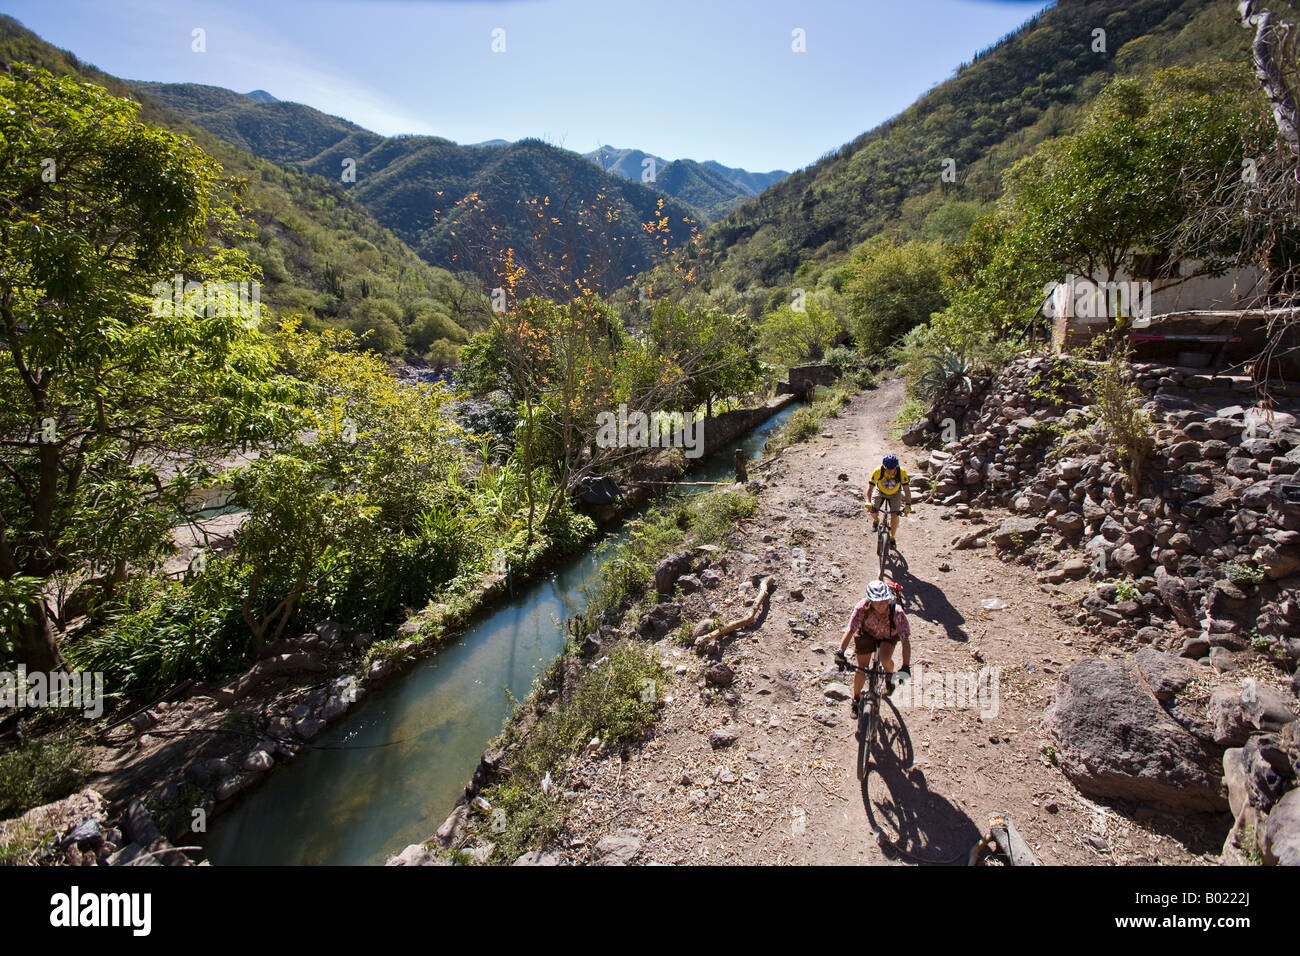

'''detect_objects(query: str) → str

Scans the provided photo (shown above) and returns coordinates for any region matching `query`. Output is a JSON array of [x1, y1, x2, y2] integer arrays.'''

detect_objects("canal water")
[[202, 401, 802, 865]]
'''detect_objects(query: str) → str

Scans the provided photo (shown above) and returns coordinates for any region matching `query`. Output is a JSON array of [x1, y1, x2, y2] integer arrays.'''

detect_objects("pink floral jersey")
[[846, 597, 910, 643]]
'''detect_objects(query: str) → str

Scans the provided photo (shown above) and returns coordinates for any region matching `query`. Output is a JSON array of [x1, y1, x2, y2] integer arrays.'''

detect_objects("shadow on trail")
[[860, 702, 981, 865], [890, 563, 970, 643]]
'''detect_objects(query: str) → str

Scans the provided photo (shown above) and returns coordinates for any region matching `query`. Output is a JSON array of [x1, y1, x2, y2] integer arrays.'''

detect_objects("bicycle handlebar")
[[835, 655, 912, 683]]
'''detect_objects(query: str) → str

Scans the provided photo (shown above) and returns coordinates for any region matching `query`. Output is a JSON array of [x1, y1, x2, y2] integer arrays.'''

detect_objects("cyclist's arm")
[[895, 608, 912, 667], [841, 601, 866, 653]]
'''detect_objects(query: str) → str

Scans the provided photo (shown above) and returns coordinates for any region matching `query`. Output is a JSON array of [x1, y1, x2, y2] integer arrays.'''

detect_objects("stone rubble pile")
[[914, 354, 1300, 863]]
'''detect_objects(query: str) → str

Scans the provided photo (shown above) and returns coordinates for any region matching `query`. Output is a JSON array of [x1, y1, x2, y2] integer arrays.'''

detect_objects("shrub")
[[0, 735, 91, 820], [64, 569, 249, 699], [482, 640, 663, 862], [1226, 563, 1265, 586]]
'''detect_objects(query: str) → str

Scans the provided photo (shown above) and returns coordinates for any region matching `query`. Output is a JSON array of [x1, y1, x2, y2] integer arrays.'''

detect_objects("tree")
[[844, 236, 948, 355], [758, 296, 843, 368], [236, 321, 466, 642], [646, 301, 761, 418], [1002, 66, 1260, 326], [1171, 6, 1300, 387], [0, 66, 297, 670]]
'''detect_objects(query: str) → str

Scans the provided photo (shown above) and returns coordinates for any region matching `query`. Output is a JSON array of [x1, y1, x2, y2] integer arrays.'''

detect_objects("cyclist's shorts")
[[854, 632, 896, 656], [870, 489, 899, 512]]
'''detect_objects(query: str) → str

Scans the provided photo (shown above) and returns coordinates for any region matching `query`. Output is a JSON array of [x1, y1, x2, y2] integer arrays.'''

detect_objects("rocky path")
[[548, 379, 1215, 865]]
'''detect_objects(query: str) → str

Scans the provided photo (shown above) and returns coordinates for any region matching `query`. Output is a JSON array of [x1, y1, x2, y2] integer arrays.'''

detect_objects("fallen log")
[[694, 576, 775, 651]]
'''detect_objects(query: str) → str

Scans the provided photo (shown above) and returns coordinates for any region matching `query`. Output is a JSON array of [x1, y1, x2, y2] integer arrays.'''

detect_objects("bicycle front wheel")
[[856, 695, 872, 781]]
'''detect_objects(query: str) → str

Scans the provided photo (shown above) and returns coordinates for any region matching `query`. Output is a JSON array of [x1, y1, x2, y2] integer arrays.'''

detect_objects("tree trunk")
[[1243, 3, 1300, 154], [15, 602, 63, 672]]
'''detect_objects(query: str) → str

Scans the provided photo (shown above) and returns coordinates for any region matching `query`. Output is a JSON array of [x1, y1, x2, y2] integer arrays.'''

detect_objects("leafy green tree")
[[237, 322, 467, 641], [646, 301, 761, 418], [844, 236, 948, 355], [758, 297, 842, 368], [349, 298, 404, 354], [0, 67, 297, 670], [1001, 66, 1261, 326]]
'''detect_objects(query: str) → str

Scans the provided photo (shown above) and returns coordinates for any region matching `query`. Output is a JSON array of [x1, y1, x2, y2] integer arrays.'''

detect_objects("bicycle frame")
[[874, 495, 902, 578]]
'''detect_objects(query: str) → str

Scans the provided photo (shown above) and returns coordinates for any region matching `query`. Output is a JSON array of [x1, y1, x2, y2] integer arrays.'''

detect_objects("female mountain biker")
[[868, 454, 913, 545], [835, 579, 912, 718]]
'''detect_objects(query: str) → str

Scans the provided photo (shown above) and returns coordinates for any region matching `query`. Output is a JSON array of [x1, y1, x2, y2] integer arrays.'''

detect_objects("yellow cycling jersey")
[[869, 465, 909, 495]]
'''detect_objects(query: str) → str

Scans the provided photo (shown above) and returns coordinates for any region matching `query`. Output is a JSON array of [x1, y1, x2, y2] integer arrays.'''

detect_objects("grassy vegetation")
[[765, 375, 868, 456], [583, 485, 757, 622], [480, 639, 664, 863], [0, 736, 91, 820]]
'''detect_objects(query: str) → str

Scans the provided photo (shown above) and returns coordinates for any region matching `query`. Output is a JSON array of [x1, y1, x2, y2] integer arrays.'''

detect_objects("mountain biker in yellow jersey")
[[868, 454, 913, 545], [835, 579, 912, 718]]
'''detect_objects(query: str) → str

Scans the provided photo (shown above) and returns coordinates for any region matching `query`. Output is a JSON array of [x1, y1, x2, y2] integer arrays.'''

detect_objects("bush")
[[64, 569, 249, 699], [584, 507, 687, 619], [766, 407, 821, 454], [482, 640, 663, 862], [1074, 335, 1155, 488], [0, 735, 91, 820], [824, 346, 859, 369], [690, 488, 758, 545]]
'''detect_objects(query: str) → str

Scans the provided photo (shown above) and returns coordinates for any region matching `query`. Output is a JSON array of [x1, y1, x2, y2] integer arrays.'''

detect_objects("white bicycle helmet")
[[865, 579, 892, 602]]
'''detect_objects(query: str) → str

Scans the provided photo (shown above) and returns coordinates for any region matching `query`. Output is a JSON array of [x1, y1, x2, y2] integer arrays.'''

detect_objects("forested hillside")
[[134, 80, 703, 297], [689, 0, 1273, 296], [0, 17, 490, 361]]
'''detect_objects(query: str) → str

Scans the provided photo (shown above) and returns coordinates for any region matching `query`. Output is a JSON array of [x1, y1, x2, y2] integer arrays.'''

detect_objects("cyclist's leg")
[[870, 489, 884, 528], [887, 496, 901, 539], [851, 634, 874, 711], [877, 640, 900, 696]]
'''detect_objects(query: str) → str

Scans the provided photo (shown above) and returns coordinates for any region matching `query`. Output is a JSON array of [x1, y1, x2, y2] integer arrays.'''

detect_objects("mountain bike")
[[838, 651, 909, 781], [872, 495, 908, 579]]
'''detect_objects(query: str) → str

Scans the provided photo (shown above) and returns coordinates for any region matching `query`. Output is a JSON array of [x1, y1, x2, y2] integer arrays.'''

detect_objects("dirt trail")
[[552, 379, 1218, 865]]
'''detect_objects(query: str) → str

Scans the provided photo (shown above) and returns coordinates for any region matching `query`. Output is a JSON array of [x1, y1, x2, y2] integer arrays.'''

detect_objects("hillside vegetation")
[[0, 17, 490, 362], [685, 0, 1275, 299], [134, 81, 704, 298]]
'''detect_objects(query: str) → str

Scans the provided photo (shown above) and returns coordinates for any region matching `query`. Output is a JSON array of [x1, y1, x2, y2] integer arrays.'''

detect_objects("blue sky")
[[0, 0, 1053, 172]]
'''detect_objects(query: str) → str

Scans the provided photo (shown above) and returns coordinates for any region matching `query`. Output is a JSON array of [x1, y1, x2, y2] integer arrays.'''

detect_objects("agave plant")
[[914, 348, 976, 401]]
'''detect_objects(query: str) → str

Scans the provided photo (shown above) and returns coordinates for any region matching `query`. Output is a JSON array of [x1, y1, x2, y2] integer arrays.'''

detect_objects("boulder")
[[1256, 545, 1300, 581], [704, 662, 735, 687], [1209, 686, 1254, 746], [1135, 647, 1196, 702], [1263, 789, 1300, 865], [387, 843, 446, 866], [1155, 568, 1201, 628], [1113, 542, 1149, 575], [637, 602, 682, 639], [1043, 658, 1227, 812], [708, 726, 740, 749], [822, 682, 853, 701], [434, 804, 469, 848], [991, 517, 1043, 549], [595, 832, 642, 866], [1048, 511, 1084, 536], [654, 551, 695, 596], [1062, 557, 1090, 580]]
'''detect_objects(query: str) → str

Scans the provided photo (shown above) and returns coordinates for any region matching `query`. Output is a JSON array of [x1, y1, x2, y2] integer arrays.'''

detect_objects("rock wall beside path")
[[912, 353, 1300, 863]]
